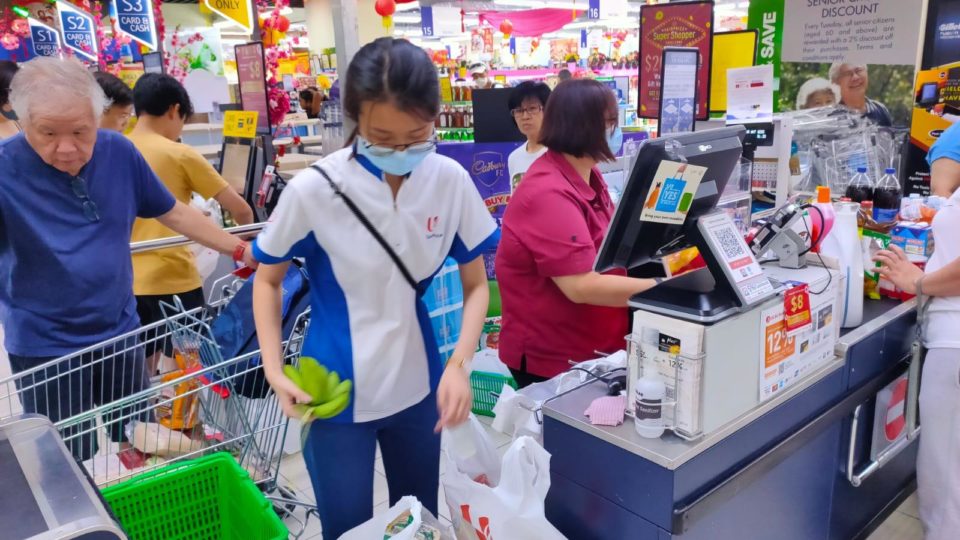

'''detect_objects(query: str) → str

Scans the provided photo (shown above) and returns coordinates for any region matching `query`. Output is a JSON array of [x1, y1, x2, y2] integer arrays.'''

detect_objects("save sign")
[[56, 1, 97, 61], [112, 0, 157, 50], [29, 18, 61, 57]]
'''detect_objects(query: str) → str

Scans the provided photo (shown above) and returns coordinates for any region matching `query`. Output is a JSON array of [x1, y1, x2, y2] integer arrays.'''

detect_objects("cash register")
[[594, 126, 842, 437]]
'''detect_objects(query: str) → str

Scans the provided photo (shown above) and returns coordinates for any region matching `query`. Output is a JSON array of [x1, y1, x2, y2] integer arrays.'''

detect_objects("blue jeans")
[[9, 336, 150, 461], [302, 392, 441, 538]]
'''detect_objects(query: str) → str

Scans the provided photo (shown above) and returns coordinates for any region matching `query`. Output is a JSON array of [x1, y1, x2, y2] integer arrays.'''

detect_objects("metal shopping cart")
[[0, 225, 320, 538]]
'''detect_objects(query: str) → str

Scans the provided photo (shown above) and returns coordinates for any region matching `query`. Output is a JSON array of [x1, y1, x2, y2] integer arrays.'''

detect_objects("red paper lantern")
[[276, 14, 290, 33], [499, 19, 513, 37], [374, 0, 396, 17], [375, 0, 396, 29]]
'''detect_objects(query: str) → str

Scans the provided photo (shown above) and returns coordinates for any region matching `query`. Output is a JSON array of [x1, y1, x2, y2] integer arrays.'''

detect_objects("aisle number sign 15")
[[57, 1, 97, 61]]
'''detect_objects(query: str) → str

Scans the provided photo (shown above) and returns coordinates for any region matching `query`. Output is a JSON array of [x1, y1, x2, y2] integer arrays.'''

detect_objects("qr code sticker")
[[713, 226, 746, 261]]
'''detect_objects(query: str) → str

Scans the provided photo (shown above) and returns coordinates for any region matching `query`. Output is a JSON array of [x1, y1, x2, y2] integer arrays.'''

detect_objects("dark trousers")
[[9, 336, 150, 461], [510, 355, 550, 388], [302, 392, 441, 538]]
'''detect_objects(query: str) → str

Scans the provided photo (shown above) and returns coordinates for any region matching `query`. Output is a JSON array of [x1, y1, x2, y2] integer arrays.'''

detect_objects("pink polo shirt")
[[495, 150, 629, 378]]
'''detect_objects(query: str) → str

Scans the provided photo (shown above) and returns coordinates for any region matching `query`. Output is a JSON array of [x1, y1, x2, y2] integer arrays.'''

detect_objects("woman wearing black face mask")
[[0, 61, 21, 140], [252, 38, 498, 537]]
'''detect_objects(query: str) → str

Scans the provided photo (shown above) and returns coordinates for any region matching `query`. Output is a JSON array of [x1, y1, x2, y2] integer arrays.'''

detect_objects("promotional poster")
[[638, 1, 714, 120], [906, 0, 960, 195]]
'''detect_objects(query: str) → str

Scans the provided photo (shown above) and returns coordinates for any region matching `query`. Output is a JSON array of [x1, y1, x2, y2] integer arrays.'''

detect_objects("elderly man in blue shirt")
[[0, 58, 256, 459]]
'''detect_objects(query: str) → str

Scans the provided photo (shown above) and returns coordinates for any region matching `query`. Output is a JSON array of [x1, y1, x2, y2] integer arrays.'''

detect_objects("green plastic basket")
[[101, 452, 287, 540], [471, 371, 518, 417]]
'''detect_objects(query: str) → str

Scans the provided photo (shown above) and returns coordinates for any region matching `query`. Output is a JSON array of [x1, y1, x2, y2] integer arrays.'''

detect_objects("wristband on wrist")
[[232, 241, 247, 263]]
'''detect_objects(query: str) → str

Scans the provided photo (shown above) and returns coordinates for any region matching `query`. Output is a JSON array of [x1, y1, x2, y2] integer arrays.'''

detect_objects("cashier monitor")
[[596, 125, 776, 323]]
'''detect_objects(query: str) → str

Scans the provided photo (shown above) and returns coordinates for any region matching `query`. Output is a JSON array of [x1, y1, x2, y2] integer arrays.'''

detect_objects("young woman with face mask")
[[495, 79, 659, 387], [252, 38, 498, 537]]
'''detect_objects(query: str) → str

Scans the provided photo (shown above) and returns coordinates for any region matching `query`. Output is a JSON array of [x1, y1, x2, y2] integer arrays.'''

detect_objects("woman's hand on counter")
[[436, 361, 473, 432], [552, 272, 658, 308], [875, 246, 924, 295]]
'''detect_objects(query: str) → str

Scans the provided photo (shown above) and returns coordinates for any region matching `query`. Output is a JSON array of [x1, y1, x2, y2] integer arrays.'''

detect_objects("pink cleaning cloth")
[[584, 395, 627, 426]]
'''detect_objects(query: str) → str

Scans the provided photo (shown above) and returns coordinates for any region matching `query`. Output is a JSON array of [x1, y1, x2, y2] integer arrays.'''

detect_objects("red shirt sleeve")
[[511, 186, 596, 278]]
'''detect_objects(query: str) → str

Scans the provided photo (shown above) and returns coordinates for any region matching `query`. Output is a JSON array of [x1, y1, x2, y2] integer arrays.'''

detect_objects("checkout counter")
[[540, 126, 918, 539]]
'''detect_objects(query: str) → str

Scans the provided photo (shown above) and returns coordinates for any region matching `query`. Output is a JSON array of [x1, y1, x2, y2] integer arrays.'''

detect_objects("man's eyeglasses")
[[837, 67, 867, 80], [70, 177, 100, 223], [359, 136, 438, 157], [511, 105, 543, 118]]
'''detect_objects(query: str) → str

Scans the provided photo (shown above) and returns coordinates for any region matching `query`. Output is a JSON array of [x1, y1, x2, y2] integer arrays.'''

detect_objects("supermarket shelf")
[[442, 101, 473, 106]]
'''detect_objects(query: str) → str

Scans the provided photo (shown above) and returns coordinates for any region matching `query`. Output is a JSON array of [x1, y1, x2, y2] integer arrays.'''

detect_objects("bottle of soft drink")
[[845, 166, 874, 203], [873, 168, 902, 223]]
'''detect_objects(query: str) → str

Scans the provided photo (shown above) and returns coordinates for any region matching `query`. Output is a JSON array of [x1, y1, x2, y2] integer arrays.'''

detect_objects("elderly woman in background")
[[796, 77, 840, 110]]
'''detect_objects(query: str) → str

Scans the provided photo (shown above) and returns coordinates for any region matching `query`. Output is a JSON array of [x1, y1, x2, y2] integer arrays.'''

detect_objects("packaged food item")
[[890, 222, 935, 263], [383, 510, 442, 539], [861, 229, 890, 300]]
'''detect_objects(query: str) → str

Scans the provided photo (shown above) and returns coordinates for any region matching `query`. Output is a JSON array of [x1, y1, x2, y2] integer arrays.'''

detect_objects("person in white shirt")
[[507, 81, 551, 192], [875, 121, 960, 540], [252, 38, 498, 538]]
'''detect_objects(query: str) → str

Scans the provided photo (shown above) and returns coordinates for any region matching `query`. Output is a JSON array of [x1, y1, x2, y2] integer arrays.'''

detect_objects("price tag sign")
[[764, 317, 796, 369], [223, 111, 259, 139], [784, 283, 812, 336]]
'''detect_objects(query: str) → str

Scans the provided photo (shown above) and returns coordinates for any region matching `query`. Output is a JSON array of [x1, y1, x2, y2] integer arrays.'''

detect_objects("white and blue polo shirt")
[[253, 148, 499, 423]]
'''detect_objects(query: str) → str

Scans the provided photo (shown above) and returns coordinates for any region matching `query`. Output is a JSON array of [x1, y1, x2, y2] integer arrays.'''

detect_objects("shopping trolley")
[[0, 224, 320, 538]]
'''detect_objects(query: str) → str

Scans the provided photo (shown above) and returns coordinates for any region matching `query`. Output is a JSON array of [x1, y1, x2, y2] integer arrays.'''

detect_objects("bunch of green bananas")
[[283, 357, 352, 421]]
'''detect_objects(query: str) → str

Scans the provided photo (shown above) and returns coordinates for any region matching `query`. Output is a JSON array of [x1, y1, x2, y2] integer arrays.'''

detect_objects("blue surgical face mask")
[[355, 134, 435, 176], [606, 126, 623, 157]]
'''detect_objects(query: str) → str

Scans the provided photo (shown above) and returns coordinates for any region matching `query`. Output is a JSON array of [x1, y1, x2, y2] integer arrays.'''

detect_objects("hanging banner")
[[747, 0, 784, 111], [905, 0, 960, 195], [112, 0, 157, 50], [580, 29, 588, 49], [204, 0, 254, 34], [235, 42, 270, 134], [29, 17, 61, 57], [432, 6, 461, 37], [639, 1, 714, 120], [710, 30, 757, 114], [56, 1, 97, 61]]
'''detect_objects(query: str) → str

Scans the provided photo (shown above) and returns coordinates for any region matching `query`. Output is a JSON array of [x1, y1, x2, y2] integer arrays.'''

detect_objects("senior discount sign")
[[782, 0, 924, 66], [204, 0, 254, 34]]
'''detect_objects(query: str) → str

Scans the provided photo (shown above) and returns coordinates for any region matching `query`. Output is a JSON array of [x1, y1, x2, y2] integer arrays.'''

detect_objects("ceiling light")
[[396, 1, 420, 11], [393, 14, 421, 24]]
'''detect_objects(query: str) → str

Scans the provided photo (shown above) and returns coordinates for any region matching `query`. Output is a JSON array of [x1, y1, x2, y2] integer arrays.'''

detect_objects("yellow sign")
[[495, 75, 507, 86], [710, 30, 758, 114], [223, 111, 259, 138], [439, 77, 453, 102], [204, 0, 254, 34]]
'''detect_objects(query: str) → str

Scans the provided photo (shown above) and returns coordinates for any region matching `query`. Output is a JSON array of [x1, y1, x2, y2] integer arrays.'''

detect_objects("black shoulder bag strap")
[[310, 164, 418, 290]]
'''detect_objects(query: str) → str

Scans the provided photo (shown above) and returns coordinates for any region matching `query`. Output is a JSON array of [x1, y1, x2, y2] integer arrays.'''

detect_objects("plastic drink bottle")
[[845, 167, 874, 203], [809, 186, 836, 252], [634, 375, 666, 439], [819, 202, 864, 328], [873, 168, 902, 223]]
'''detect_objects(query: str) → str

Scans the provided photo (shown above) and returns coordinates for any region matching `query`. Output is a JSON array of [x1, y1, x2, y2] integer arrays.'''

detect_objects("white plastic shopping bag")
[[338, 496, 451, 540], [442, 417, 566, 540]]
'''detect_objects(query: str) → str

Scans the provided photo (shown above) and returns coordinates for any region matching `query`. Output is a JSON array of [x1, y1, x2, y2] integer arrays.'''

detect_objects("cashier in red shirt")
[[496, 80, 658, 387]]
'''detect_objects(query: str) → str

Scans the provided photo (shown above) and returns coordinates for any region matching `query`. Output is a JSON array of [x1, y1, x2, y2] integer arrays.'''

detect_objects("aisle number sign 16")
[[588, 0, 600, 19]]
